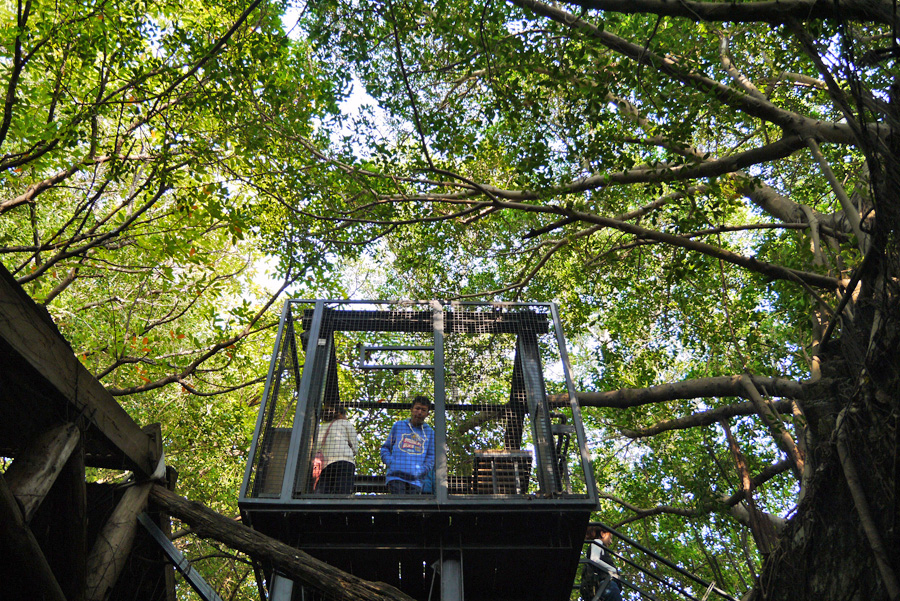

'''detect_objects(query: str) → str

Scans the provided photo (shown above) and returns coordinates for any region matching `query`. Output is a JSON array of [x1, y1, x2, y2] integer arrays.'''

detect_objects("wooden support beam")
[[60, 436, 88, 601], [26, 431, 88, 601], [0, 472, 67, 601], [85, 482, 153, 601], [150, 484, 415, 601], [5, 422, 80, 523], [0, 264, 158, 476]]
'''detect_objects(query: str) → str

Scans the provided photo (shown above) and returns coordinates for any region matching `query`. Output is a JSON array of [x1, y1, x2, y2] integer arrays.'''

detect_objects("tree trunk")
[[752, 86, 900, 601]]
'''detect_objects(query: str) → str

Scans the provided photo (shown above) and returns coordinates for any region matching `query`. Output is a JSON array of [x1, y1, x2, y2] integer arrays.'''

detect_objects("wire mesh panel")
[[245, 303, 312, 498], [245, 300, 589, 501], [442, 303, 577, 497], [302, 301, 437, 497]]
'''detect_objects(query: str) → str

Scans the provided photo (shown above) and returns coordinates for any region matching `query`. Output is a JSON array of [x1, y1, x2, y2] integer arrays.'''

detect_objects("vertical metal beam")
[[503, 350, 527, 450], [550, 302, 598, 504], [439, 551, 463, 601], [268, 574, 294, 601], [518, 328, 559, 494], [432, 300, 448, 502], [281, 301, 329, 499]]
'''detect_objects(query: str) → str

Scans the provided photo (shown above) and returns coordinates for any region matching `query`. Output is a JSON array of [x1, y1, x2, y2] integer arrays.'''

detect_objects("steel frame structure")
[[239, 300, 599, 601]]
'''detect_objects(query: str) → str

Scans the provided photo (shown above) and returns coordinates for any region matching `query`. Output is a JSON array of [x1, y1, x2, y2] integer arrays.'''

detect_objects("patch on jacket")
[[398, 432, 425, 454]]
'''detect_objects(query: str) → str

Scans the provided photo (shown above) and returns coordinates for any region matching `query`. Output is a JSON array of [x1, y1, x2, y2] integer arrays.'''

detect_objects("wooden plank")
[[85, 482, 153, 601], [62, 436, 88, 601], [0, 264, 157, 476], [28, 433, 88, 601], [5, 422, 80, 523], [473, 450, 532, 494], [0, 472, 67, 601]]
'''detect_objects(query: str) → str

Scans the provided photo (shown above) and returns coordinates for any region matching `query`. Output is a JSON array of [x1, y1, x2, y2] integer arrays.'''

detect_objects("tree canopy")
[[2, 0, 899, 599]]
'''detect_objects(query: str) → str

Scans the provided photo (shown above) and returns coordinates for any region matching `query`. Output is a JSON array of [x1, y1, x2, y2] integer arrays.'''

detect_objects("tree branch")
[[619, 399, 794, 438], [548, 375, 807, 409], [739, 375, 805, 480], [150, 485, 415, 601], [599, 456, 789, 535], [105, 271, 295, 396], [561, 0, 894, 25], [509, 0, 867, 139]]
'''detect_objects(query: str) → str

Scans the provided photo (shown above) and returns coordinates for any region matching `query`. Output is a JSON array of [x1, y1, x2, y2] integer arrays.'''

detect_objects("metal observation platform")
[[239, 300, 599, 601]]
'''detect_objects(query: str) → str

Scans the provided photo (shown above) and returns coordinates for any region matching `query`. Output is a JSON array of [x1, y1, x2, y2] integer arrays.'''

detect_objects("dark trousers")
[[581, 565, 623, 601], [315, 461, 356, 494], [387, 479, 422, 494]]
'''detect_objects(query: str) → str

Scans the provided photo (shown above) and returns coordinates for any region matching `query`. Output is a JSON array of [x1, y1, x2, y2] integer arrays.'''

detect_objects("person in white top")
[[581, 525, 623, 601], [314, 405, 358, 494]]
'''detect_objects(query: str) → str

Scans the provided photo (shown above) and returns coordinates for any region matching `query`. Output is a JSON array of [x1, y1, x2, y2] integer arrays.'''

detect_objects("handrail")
[[584, 523, 740, 601], [590, 541, 701, 601], [579, 558, 663, 601]]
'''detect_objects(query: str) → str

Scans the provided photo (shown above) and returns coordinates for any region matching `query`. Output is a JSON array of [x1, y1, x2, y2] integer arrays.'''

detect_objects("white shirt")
[[589, 540, 618, 577], [316, 418, 358, 466]]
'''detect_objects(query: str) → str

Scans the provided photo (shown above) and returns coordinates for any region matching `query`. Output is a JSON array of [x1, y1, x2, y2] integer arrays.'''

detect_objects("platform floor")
[[243, 504, 592, 601]]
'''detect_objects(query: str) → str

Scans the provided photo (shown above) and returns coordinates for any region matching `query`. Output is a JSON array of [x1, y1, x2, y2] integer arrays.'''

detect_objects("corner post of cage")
[[279, 300, 327, 500], [517, 325, 559, 495], [240, 299, 294, 500], [431, 300, 448, 502], [550, 302, 598, 505]]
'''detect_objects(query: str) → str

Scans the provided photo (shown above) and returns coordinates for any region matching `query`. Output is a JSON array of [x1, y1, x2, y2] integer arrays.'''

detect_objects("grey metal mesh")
[[247, 301, 586, 500]]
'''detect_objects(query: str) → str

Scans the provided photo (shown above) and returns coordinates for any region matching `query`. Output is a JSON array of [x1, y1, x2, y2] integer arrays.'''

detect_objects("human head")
[[586, 525, 612, 543], [599, 528, 612, 545], [323, 405, 347, 422], [410, 395, 431, 427]]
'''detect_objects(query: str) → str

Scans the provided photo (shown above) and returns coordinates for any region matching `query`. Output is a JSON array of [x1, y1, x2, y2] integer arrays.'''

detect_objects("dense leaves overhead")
[[0, 0, 345, 597], [2, 0, 899, 599], [284, 1, 898, 599]]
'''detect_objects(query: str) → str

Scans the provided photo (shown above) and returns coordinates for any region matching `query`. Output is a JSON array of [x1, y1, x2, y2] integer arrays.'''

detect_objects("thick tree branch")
[[0, 153, 154, 215], [562, 0, 894, 25], [364, 181, 839, 289], [529, 202, 841, 289], [509, 0, 871, 140], [739, 376, 805, 480], [382, 134, 813, 203], [718, 459, 794, 508], [599, 458, 789, 534], [805, 137, 867, 250], [548, 375, 807, 408], [718, 33, 767, 101], [618, 399, 794, 438], [721, 419, 778, 554]]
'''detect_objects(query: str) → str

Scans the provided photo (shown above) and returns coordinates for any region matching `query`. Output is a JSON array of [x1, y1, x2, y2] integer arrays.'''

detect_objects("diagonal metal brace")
[[137, 512, 224, 601]]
